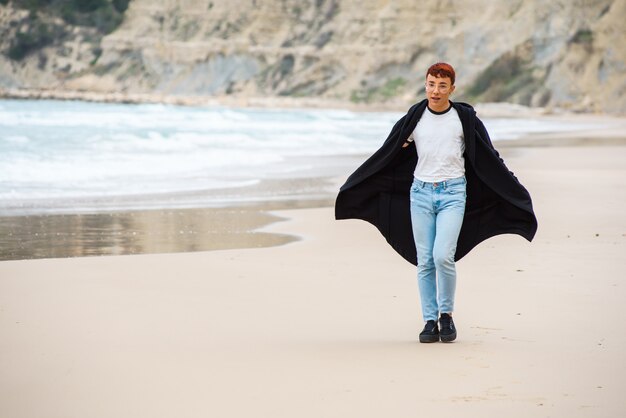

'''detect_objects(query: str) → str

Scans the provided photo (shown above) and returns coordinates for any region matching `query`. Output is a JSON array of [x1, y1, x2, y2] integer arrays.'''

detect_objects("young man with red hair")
[[336, 62, 537, 343]]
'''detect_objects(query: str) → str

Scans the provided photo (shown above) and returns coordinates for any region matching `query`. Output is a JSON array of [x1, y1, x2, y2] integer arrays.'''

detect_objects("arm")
[[401, 132, 414, 148]]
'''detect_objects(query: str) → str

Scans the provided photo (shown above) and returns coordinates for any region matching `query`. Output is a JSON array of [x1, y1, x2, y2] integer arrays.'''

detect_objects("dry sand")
[[1, 144, 625, 417]]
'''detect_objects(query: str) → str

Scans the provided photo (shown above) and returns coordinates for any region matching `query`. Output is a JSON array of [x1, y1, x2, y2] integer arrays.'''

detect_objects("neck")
[[428, 101, 451, 114]]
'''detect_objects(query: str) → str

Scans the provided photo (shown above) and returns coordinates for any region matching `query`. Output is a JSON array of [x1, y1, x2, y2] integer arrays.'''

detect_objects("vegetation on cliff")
[[3, 0, 130, 61]]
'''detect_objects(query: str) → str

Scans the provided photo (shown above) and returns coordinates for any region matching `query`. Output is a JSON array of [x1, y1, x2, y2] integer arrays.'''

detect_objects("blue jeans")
[[410, 176, 467, 322]]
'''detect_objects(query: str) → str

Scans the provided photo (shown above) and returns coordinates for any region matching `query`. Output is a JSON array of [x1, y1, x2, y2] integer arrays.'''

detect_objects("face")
[[425, 74, 455, 112]]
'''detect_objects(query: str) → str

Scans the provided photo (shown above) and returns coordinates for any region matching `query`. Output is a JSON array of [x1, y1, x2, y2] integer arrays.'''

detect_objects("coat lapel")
[[452, 101, 476, 163], [401, 100, 428, 142]]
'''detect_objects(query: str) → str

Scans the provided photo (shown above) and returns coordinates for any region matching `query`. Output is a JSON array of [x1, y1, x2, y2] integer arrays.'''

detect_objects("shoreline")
[[0, 174, 344, 217]]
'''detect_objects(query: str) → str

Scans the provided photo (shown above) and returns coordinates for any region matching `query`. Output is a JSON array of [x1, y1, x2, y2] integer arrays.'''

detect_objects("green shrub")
[[59, 3, 78, 24], [12, 0, 53, 10], [466, 55, 522, 97], [350, 77, 407, 103], [89, 4, 122, 33], [571, 28, 593, 44], [10, 0, 130, 34], [5, 0, 132, 61], [90, 45, 102, 65], [380, 77, 407, 99], [8, 18, 54, 60], [73, 0, 108, 13], [112, 0, 129, 13]]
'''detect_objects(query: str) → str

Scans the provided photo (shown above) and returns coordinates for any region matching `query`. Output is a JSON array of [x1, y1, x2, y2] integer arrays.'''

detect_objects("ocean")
[[0, 99, 595, 216]]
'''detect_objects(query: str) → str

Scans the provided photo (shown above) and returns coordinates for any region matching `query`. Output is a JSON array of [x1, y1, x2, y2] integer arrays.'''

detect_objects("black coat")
[[335, 99, 537, 265]]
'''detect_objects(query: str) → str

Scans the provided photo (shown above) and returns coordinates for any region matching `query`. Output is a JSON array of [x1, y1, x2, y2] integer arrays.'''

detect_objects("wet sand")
[[0, 198, 335, 261]]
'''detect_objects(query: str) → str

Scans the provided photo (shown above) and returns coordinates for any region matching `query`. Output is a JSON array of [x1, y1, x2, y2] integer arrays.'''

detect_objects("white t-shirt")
[[409, 106, 465, 182]]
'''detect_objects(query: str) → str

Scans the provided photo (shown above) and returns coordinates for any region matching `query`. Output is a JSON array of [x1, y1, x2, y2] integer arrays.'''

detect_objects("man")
[[335, 62, 537, 343]]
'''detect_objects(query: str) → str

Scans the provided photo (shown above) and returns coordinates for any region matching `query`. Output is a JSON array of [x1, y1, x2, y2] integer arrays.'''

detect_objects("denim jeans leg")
[[433, 193, 466, 314], [411, 177, 466, 322], [410, 182, 438, 322]]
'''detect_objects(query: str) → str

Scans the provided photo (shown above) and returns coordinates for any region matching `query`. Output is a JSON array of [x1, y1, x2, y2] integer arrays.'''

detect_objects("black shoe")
[[419, 320, 440, 343], [439, 313, 457, 342]]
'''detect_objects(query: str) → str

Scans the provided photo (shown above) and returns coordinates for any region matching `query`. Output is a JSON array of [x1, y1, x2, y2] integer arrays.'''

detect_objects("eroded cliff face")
[[1, 0, 625, 113]]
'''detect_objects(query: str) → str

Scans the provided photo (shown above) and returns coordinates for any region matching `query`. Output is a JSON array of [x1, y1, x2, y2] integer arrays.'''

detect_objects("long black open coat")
[[335, 99, 538, 265]]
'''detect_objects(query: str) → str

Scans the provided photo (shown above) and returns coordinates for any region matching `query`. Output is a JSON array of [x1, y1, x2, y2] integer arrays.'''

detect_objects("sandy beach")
[[1, 137, 625, 416]]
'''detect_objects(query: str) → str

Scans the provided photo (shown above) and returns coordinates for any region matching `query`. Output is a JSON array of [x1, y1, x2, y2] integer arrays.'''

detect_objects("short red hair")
[[426, 63, 456, 85]]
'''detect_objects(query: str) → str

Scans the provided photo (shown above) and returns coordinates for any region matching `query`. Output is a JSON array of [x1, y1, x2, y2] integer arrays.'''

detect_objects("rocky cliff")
[[1, 0, 625, 113]]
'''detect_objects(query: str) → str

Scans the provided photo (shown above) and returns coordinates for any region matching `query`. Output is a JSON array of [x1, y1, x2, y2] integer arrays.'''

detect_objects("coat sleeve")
[[475, 118, 498, 153]]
